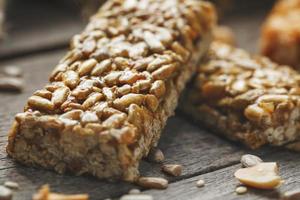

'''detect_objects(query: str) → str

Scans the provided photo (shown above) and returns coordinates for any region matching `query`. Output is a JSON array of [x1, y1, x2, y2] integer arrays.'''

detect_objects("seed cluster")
[[235, 162, 282, 190], [0, 66, 23, 92], [184, 42, 300, 149], [240, 154, 263, 168], [22, 0, 215, 144], [137, 177, 168, 189]]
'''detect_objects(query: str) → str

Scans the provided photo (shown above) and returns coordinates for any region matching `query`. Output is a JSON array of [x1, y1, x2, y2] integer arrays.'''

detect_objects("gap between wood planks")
[[0, 43, 70, 62], [112, 150, 287, 200], [142, 149, 300, 200]]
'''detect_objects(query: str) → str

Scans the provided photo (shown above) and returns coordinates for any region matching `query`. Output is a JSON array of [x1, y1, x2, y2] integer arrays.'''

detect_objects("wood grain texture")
[[144, 149, 300, 200], [0, 0, 84, 59], [0, 1, 299, 200]]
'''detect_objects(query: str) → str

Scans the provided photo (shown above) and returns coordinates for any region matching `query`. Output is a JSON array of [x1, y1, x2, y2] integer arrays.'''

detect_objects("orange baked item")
[[261, 0, 300, 68]]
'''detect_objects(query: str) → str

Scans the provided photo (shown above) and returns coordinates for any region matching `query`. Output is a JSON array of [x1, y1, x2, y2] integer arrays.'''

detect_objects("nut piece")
[[241, 154, 263, 168], [4, 181, 19, 190], [196, 179, 205, 188], [0, 185, 12, 200], [137, 177, 168, 190], [235, 186, 247, 195], [32, 185, 89, 200], [161, 164, 183, 177], [147, 148, 165, 163], [0, 77, 23, 92], [120, 194, 153, 200], [234, 162, 282, 189], [281, 189, 300, 200], [2, 66, 23, 77], [128, 188, 141, 195]]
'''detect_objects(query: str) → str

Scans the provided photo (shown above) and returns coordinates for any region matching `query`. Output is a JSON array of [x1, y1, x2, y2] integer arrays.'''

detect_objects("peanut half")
[[234, 162, 282, 189]]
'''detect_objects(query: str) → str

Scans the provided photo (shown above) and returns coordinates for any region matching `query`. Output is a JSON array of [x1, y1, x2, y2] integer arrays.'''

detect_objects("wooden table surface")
[[1, 1, 300, 200]]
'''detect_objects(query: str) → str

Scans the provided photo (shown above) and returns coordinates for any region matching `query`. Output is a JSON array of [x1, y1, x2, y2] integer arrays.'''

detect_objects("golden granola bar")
[[7, 0, 216, 181], [182, 42, 300, 149], [261, 0, 300, 68]]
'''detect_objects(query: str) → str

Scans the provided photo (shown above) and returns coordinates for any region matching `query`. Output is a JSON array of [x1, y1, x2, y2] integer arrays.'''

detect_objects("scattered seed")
[[196, 179, 205, 188], [2, 66, 23, 77], [0, 77, 23, 92], [3, 181, 19, 190], [147, 148, 165, 163], [28, 96, 55, 111], [281, 189, 300, 200], [128, 188, 141, 195], [0, 185, 12, 200], [120, 194, 153, 200], [137, 177, 168, 190], [241, 154, 263, 168], [236, 186, 247, 195], [162, 164, 182, 177], [234, 162, 282, 189]]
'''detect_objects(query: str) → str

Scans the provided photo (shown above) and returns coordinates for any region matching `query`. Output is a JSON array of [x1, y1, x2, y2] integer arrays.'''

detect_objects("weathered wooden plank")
[[0, 48, 270, 199], [0, 0, 84, 58], [144, 149, 300, 200], [0, 163, 135, 200]]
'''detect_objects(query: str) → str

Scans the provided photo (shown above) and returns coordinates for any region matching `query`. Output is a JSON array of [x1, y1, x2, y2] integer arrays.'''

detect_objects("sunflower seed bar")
[[261, 0, 300, 69], [181, 42, 300, 149], [7, 0, 216, 181]]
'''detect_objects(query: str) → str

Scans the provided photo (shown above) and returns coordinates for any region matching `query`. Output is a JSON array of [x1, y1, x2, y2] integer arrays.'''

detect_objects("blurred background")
[[0, 0, 277, 60]]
